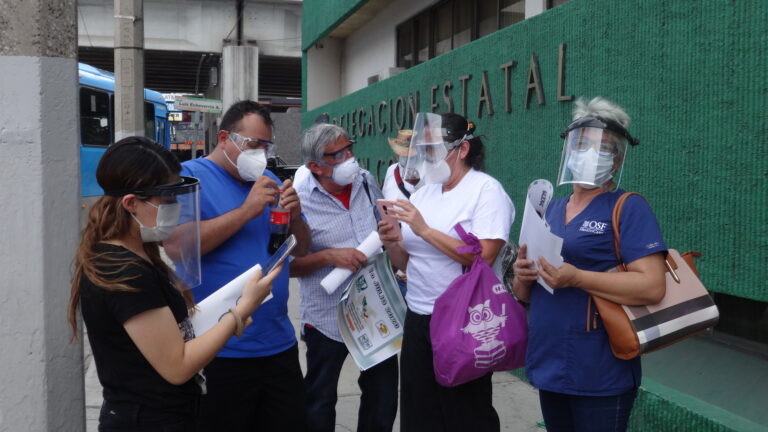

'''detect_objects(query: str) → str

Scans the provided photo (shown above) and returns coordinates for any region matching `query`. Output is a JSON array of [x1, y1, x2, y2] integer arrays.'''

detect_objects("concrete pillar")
[[222, 45, 259, 110], [0, 1, 83, 431], [114, 0, 145, 140], [306, 37, 342, 111]]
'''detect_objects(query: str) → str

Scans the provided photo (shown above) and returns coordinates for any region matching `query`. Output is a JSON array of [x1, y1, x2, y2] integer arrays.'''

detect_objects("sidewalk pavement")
[[84, 279, 544, 431]]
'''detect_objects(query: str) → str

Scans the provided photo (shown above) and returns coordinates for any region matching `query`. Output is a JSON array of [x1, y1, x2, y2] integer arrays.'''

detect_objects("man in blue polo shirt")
[[181, 100, 311, 431]]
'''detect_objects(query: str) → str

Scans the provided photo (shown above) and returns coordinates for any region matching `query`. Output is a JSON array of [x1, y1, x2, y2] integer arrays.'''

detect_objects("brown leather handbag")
[[587, 192, 719, 360]]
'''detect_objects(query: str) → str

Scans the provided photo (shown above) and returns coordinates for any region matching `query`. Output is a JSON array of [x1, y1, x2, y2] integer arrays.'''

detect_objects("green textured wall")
[[302, 0, 369, 50], [303, 0, 768, 303]]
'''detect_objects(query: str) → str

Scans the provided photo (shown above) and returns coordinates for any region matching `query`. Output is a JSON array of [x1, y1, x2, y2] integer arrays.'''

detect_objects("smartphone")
[[376, 199, 402, 237], [263, 234, 297, 275]]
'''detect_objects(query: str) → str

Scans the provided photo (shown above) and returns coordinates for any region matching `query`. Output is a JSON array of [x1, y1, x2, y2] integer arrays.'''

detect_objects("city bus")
[[78, 62, 170, 196]]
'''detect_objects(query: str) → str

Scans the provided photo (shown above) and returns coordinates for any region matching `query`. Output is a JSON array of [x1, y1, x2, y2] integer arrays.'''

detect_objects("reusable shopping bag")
[[430, 224, 528, 387]]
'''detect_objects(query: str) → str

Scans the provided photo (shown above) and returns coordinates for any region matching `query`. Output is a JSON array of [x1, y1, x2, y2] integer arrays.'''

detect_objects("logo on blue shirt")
[[579, 220, 608, 235]]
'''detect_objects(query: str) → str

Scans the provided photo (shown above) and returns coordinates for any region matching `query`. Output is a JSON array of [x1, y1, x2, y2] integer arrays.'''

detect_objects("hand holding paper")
[[321, 231, 384, 294], [518, 179, 564, 294], [190, 263, 275, 336]]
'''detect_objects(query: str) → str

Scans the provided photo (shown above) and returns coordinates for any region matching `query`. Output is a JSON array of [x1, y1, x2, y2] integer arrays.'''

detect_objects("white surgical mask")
[[224, 143, 267, 182], [566, 148, 614, 189], [322, 157, 360, 186], [423, 160, 451, 185], [422, 146, 461, 185], [131, 201, 181, 242]]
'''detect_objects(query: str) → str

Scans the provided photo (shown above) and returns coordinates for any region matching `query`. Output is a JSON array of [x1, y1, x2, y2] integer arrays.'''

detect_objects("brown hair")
[[68, 137, 193, 339]]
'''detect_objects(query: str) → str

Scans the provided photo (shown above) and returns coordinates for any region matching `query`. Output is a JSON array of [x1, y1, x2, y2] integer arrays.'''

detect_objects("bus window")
[[80, 87, 111, 146], [157, 118, 166, 147], [145, 102, 156, 140]]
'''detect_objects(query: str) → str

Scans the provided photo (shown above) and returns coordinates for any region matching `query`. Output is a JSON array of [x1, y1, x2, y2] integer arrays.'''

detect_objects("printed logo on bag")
[[579, 220, 608, 234], [357, 334, 372, 350], [462, 300, 508, 369], [355, 277, 369, 291], [492, 283, 506, 295], [376, 321, 390, 337]]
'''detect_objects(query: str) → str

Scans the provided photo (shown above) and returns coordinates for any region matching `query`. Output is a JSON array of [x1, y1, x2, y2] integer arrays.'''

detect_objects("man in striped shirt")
[[291, 123, 398, 432]]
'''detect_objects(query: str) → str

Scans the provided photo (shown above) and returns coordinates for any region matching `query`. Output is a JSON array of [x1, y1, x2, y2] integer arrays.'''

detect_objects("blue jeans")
[[304, 325, 398, 432], [538, 388, 638, 432], [98, 400, 195, 432]]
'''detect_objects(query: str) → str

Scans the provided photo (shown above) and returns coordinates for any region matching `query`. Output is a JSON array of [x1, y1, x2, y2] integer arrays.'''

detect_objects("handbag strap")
[[611, 192, 645, 272], [393, 165, 412, 199], [453, 223, 481, 255]]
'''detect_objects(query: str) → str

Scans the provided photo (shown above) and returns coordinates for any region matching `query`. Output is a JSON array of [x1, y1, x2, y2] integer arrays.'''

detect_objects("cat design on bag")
[[462, 299, 508, 368]]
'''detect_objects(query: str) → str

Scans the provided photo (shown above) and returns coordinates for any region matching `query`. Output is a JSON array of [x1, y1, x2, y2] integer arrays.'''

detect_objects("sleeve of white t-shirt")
[[469, 176, 515, 241]]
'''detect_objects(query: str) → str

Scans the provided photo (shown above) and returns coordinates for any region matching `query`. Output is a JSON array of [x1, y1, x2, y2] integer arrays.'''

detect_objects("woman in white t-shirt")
[[379, 113, 514, 432]]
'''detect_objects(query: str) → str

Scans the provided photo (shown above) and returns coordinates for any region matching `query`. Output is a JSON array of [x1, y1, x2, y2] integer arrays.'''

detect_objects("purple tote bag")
[[430, 224, 527, 387]]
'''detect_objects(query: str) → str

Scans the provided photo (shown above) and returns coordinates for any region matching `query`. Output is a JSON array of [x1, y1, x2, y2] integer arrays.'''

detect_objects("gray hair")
[[301, 123, 350, 163], [572, 97, 631, 128]]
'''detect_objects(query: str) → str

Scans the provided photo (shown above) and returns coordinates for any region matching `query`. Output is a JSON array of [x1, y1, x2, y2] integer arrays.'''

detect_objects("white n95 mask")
[[329, 158, 360, 186], [236, 149, 268, 181]]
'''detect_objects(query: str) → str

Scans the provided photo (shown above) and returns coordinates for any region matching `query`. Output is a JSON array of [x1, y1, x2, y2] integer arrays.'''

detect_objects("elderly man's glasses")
[[322, 142, 355, 163], [229, 131, 275, 154]]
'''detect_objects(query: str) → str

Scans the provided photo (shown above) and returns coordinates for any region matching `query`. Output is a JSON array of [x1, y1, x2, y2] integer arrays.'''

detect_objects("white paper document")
[[518, 179, 563, 294], [190, 263, 273, 335], [321, 230, 384, 294]]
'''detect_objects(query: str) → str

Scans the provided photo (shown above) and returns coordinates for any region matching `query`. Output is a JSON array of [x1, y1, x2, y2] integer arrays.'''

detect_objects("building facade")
[[302, 0, 768, 430]]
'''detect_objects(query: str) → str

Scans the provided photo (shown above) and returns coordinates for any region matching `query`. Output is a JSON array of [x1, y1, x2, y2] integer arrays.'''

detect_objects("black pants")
[[196, 344, 307, 432], [98, 400, 196, 432], [400, 309, 500, 432], [304, 325, 398, 432]]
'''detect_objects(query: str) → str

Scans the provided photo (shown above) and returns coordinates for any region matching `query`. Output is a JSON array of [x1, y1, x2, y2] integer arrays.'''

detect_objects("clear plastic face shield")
[[108, 176, 202, 288], [556, 117, 639, 192], [402, 113, 459, 185]]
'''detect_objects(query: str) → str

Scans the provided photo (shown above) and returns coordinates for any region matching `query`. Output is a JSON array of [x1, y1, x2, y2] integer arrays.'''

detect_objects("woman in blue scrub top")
[[512, 97, 668, 432]]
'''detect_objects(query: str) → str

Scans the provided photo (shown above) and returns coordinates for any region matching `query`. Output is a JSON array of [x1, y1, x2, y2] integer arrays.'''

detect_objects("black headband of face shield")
[[103, 176, 200, 197], [559, 117, 640, 146]]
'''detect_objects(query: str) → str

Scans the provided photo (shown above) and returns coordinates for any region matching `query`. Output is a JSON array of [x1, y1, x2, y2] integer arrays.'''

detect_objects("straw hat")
[[387, 129, 413, 156]]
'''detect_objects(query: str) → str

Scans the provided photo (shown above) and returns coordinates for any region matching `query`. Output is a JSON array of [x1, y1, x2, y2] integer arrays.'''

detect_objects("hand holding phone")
[[263, 234, 297, 275], [237, 234, 297, 310], [376, 199, 402, 238]]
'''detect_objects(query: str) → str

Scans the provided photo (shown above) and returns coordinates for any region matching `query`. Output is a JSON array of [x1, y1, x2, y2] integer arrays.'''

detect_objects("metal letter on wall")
[[477, 71, 494, 118], [368, 105, 376, 136], [394, 96, 406, 130], [459, 75, 472, 117], [500, 61, 517, 113], [443, 81, 454, 113], [377, 101, 388, 134], [525, 53, 545, 108], [350, 109, 357, 138], [408, 92, 420, 128], [358, 107, 367, 137], [557, 44, 574, 102], [430, 85, 440, 112]]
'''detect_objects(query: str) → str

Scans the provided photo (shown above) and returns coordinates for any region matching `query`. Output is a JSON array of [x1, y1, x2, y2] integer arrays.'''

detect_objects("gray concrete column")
[[222, 45, 259, 110], [0, 1, 83, 431], [114, 0, 145, 140]]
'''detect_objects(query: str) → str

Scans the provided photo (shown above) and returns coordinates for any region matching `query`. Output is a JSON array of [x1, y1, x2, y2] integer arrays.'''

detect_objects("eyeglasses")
[[228, 131, 275, 154], [322, 142, 355, 163]]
